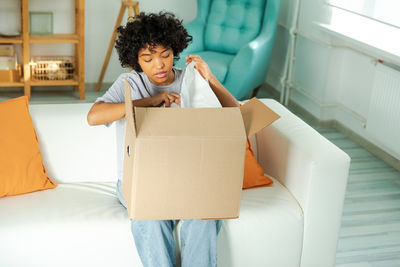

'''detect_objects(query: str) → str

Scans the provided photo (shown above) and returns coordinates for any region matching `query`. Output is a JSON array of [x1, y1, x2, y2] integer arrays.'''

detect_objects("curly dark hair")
[[115, 12, 192, 72]]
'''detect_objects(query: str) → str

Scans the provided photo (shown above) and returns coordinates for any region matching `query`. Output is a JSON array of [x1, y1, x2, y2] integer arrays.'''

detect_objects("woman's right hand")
[[151, 91, 181, 107]]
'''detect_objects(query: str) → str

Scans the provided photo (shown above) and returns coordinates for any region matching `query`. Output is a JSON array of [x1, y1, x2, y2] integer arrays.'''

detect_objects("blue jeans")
[[116, 180, 222, 267]]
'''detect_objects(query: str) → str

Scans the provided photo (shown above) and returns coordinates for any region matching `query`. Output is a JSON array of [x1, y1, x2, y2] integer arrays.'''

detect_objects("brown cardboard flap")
[[121, 79, 137, 213], [240, 97, 280, 137], [124, 78, 136, 138]]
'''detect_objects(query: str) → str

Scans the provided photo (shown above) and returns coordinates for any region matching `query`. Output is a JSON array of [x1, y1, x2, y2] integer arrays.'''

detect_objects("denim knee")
[[131, 220, 176, 236], [130, 220, 178, 267]]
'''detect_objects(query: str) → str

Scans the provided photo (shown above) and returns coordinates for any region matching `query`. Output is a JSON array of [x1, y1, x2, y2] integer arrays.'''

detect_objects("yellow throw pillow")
[[0, 96, 57, 197], [243, 139, 273, 189]]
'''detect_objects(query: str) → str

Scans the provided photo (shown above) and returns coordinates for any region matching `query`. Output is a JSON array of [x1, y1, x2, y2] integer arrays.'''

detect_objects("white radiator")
[[366, 62, 400, 159]]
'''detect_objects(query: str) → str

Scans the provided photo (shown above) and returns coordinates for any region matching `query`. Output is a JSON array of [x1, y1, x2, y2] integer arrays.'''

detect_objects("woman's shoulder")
[[116, 69, 142, 81], [111, 70, 148, 90], [106, 70, 145, 94]]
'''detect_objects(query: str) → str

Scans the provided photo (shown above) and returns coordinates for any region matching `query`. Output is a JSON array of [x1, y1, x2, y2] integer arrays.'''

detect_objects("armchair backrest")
[[204, 0, 267, 54]]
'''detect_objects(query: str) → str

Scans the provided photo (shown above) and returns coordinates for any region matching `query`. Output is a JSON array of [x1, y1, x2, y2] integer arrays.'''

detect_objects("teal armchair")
[[176, 0, 282, 100]]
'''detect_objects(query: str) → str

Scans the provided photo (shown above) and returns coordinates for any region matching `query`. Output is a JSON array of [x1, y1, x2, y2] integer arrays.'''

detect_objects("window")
[[319, 0, 400, 63], [328, 0, 400, 28]]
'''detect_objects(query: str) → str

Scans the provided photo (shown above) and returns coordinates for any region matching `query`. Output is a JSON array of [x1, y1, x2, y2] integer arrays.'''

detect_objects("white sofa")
[[0, 99, 350, 267]]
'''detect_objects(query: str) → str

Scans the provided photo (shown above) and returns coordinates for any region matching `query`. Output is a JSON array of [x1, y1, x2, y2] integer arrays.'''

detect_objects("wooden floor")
[[316, 128, 400, 267], [257, 88, 400, 267], [1, 85, 400, 267]]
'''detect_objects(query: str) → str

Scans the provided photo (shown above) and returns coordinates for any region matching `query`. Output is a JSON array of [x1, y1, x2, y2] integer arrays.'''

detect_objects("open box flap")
[[122, 79, 137, 211], [240, 97, 280, 137], [124, 78, 136, 139]]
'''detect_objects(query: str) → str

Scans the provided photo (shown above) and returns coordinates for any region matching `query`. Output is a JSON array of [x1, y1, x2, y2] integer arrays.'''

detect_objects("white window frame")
[[326, 0, 400, 28], [318, 0, 400, 65]]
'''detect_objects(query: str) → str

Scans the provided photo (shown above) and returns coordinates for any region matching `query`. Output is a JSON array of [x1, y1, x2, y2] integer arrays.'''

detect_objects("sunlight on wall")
[[329, 7, 400, 58], [329, 0, 400, 27], [374, 1, 400, 27]]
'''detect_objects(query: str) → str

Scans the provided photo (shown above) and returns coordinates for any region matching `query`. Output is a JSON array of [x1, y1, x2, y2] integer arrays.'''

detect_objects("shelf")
[[3, 0, 85, 100], [0, 79, 79, 87], [0, 36, 23, 44], [0, 34, 79, 44], [30, 34, 79, 43], [31, 79, 79, 86], [0, 81, 24, 87]]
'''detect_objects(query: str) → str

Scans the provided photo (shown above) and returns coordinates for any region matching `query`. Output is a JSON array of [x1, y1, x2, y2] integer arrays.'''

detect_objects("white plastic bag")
[[180, 62, 222, 108]]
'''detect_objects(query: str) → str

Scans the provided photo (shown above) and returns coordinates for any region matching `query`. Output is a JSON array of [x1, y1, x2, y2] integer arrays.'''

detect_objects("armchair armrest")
[[223, 31, 276, 99], [255, 99, 351, 267], [223, 0, 282, 99]]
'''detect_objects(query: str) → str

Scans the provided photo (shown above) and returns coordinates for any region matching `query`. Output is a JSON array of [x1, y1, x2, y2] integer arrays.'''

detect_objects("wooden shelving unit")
[[0, 0, 85, 100], [0, 37, 23, 44], [30, 34, 80, 44]]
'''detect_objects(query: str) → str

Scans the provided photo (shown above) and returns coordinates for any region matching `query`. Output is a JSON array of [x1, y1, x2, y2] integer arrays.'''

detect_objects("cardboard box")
[[122, 80, 280, 220], [0, 56, 17, 70], [0, 69, 20, 82]]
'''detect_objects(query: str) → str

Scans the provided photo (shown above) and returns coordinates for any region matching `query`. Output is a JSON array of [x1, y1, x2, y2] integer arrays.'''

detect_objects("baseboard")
[[286, 99, 335, 129], [263, 83, 400, 172], [331, 121, 400, 172]]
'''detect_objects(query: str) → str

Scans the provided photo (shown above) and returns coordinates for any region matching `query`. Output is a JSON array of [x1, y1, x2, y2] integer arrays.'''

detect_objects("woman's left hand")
[[185, 55, 213, 81]]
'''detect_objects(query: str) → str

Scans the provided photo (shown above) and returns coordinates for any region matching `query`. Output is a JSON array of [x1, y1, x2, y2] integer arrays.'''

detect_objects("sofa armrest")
[[255, 99, 351, 267]]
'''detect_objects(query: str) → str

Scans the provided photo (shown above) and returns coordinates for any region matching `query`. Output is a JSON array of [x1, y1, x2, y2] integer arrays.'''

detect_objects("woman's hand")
[[186, 55, 213, 81], [185, 54, 239, 107], [151, 91, 181, 107]]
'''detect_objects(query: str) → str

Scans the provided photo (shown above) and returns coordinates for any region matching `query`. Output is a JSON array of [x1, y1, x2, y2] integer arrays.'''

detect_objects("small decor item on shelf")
[[0, 45, 19, 82], [30, 56, 75, 81], [0, 44, 15, 57], [0, 55, 17, 70], [0, 64, 21, 83], [29, 11, 53, 36]]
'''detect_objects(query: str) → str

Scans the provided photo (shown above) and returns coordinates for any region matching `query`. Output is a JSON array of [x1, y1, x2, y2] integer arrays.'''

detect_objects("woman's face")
[[138, 44, 174, 86]]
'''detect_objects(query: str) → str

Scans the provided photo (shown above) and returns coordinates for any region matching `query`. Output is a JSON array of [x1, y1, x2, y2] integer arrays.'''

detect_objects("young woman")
[[87, 12, 238, 267]]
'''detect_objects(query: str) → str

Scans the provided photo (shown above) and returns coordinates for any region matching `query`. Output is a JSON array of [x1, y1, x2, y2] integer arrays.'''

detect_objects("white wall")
[[267, 0, 400, 160], [85, 0, 197, 83], [0, 0, 197, 83]]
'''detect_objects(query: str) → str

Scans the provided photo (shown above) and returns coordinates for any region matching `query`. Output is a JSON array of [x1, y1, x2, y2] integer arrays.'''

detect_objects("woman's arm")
[[87, 92, 180, 126], [185, 54, 239, 107], [207, 74, 239, 107]]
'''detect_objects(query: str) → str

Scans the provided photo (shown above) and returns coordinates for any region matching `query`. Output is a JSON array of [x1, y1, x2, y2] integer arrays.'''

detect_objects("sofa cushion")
[[0, 96, 57, 197], [243, 138, 273, 189], [0, 177, 303, 267], [0, 182, 140, 267], [29, 103, 118, 183], [218, 177, 304, 266]]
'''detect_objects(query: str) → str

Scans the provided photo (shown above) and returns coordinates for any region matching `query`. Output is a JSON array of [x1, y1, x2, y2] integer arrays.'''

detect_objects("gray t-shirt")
[[95, 67, 185, 180]]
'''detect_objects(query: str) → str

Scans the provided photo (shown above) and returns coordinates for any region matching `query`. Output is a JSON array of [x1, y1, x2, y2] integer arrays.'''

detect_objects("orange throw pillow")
[[243, 139, 273, 189], [0, 96, 57, 197]]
